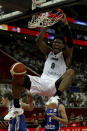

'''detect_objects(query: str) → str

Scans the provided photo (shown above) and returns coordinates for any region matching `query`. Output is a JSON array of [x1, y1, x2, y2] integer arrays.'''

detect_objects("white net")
[[28, 9, 63, 28]]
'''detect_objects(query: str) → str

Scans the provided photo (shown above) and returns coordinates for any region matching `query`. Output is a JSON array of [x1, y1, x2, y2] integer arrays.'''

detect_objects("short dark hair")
[[54, 34, 65, 44], [3, 92, 13, 101]]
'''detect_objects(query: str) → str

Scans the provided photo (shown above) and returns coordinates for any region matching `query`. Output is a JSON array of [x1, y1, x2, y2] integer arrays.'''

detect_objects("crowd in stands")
[[0, 38, 87, 108], [0, 39, 44, 74], [0, 104, 87, 128], [0, 37, 87, 128], [0, 83, 87, 109], [0, 38, 87, 83], [0, 13, 87, 128]]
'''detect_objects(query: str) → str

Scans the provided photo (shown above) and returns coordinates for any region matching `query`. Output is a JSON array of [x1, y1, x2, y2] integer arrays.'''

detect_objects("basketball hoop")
[[28, 8, 64, 28]]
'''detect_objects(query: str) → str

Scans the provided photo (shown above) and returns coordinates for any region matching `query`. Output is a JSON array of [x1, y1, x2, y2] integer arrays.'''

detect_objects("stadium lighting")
[[0, 11, 23, 20]]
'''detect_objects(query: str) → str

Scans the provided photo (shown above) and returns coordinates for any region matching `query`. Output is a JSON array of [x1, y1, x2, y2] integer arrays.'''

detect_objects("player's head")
[[1, 92, 12, 106], [52, 35, 65, 54]]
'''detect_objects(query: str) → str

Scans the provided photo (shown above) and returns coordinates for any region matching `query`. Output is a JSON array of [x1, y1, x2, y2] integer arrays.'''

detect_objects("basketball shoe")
[[45, 96, 60, 109], [4, 107, 24, 121]]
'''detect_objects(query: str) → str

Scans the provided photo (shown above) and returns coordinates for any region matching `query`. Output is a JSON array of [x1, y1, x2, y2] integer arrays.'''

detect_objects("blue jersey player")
[[1, 91, 34, 131], [8, 101, 27, 131], [36, 97, 68, 131]]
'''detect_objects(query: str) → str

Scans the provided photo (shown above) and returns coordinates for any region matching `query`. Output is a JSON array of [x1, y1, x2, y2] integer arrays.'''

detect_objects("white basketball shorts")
[[28, 75, 57, 97]]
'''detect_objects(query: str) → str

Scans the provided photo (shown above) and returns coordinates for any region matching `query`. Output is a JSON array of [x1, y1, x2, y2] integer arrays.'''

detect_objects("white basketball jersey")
[[41, 51, 67, 80]]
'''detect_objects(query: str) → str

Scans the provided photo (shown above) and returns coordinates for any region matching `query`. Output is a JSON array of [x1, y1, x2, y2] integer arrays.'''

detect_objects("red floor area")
[[0, 127, 87, 131]]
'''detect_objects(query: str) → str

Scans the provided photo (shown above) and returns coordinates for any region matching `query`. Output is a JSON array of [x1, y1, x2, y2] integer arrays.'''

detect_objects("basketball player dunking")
[[4, 13, 74, 120]]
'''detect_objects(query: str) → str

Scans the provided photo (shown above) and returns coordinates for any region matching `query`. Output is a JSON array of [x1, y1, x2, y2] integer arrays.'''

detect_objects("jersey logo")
[[54, 109, 57, 112], [51, 58, 58, 61]]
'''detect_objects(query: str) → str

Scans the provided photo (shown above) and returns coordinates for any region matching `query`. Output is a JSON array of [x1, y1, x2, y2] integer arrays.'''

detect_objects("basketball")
[[10, 62, 27, 78]]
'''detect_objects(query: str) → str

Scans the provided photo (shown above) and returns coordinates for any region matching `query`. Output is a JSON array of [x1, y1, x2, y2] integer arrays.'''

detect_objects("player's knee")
[[67, 68, 75, 78], [24, 75, 31, 90], [69, 68, 74, 76], [55, 78, 62, 89]]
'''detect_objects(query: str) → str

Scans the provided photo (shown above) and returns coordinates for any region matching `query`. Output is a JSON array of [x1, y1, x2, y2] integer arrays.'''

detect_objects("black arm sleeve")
[[64, 24, 73, 48]]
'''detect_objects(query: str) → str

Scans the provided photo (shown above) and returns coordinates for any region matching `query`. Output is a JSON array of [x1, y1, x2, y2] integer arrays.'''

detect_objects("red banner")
[[0, 127, 87, 131], [27, 127, 87, 131]]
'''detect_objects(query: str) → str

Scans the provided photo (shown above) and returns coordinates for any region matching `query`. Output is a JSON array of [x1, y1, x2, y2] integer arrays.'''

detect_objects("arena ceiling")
[[0, 0, 87, 25], [63, 0, 87, 21]]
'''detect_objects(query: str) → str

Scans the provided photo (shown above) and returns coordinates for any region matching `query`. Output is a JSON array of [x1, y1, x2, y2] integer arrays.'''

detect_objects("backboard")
[[0, 0, 80, 23], [32, 0, 80, 11]]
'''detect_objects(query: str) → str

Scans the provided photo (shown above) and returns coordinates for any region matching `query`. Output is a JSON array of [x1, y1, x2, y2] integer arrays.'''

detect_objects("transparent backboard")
[[32, 0, 80, 10], [0, 0, 79, 23]]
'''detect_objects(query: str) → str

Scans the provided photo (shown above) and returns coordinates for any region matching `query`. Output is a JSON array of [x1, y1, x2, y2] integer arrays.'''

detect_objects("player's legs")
[[19, 114, 27, 131], [4, 75, 31, 120], [55, 68, 75, 95], [12, 75, 31, 107], [46, 68, 75, 108], [5, 74, 53, 120]]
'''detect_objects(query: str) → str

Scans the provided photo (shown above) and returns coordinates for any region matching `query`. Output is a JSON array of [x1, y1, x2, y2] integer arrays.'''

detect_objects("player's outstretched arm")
[[36, 27, 52, 57], [21, 94, 34, 111], [61, 14, 73, 66], [35, 124, 41, 131]]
